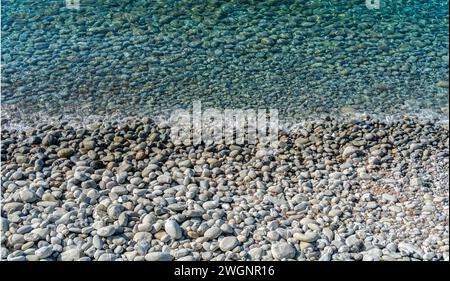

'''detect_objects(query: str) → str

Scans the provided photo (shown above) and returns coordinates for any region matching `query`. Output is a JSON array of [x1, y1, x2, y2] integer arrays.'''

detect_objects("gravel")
[[0, 116, 448, 261]]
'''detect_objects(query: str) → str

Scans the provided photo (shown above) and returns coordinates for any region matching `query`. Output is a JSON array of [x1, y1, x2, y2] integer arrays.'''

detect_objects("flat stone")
[[328, 209, 343, 217], [98, 253, 117, 261], [12, 171, 23, 180], [294, 231, 319, 243], [35, 246, 54, 259], [167, 203, 186, 212], [178, 160, 192, 167], [60, 248, 80, 261], [57, 148, 74, 158], [176, 256, 196, 261], [202, 201, 219, 210], [133, 232, 152, 242], [204, 227, 222, 240], [3, 202, 24, 213], [97, 226, 116, 237], [382, 193, 397, 202], [16, 225, 33, 234], [157, 174, 172, 184], [145, 252, 173, 261], [111, 186, 128, 195]]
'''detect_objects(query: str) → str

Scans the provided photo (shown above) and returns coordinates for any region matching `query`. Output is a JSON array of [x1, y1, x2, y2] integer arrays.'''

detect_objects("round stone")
[[271, 242, 296, 260], [204, 227, 222, 240], [19, 189, 36, 203], [219, 236, 239, 252]]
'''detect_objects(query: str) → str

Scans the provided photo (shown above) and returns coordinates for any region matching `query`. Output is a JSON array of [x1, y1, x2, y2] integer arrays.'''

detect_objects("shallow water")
[[1, 0, 449, 123]]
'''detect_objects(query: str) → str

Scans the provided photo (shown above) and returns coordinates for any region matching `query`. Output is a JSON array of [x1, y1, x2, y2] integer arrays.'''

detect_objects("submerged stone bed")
[[0, 116, 448, 261]]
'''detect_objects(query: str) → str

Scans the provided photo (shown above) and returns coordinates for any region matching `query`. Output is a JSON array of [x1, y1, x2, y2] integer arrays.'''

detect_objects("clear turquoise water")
[[1, 0, 449, 122]]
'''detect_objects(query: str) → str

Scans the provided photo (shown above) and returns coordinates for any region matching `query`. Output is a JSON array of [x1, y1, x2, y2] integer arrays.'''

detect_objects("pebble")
[[342, 146, 360, 158], [382, 194, 397, 202], [271, 242, 296, 260], [145, 252, 173, 261], [398, 242, 424, 257], [57, 148, 74, 158], [97, 226, 116, 237], [204, 227, 222, 240], [164, 220, 182, 240], [157, 175, 172, 184], [219, 237, 239, 252], [98, 253, 117, 261], [294, 231, 319, 243], [19, 189, 36, 203], [60, 248, 80, 261], [345, 235, 362, 248], [35, 246, 54, 259]]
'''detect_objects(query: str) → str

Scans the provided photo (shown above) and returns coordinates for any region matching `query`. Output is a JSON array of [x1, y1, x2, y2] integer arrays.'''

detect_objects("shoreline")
[[1, 115, 449, 261], [1, 102, 449, 132]]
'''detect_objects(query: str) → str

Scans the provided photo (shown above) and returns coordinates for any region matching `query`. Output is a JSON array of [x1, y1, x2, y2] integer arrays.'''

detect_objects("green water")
[[1, 0, 449, 121]]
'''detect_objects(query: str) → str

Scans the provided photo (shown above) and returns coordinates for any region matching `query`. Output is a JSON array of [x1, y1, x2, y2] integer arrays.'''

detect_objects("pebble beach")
[[1, 116, 448, 261], [1, 0, 449, 261]]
